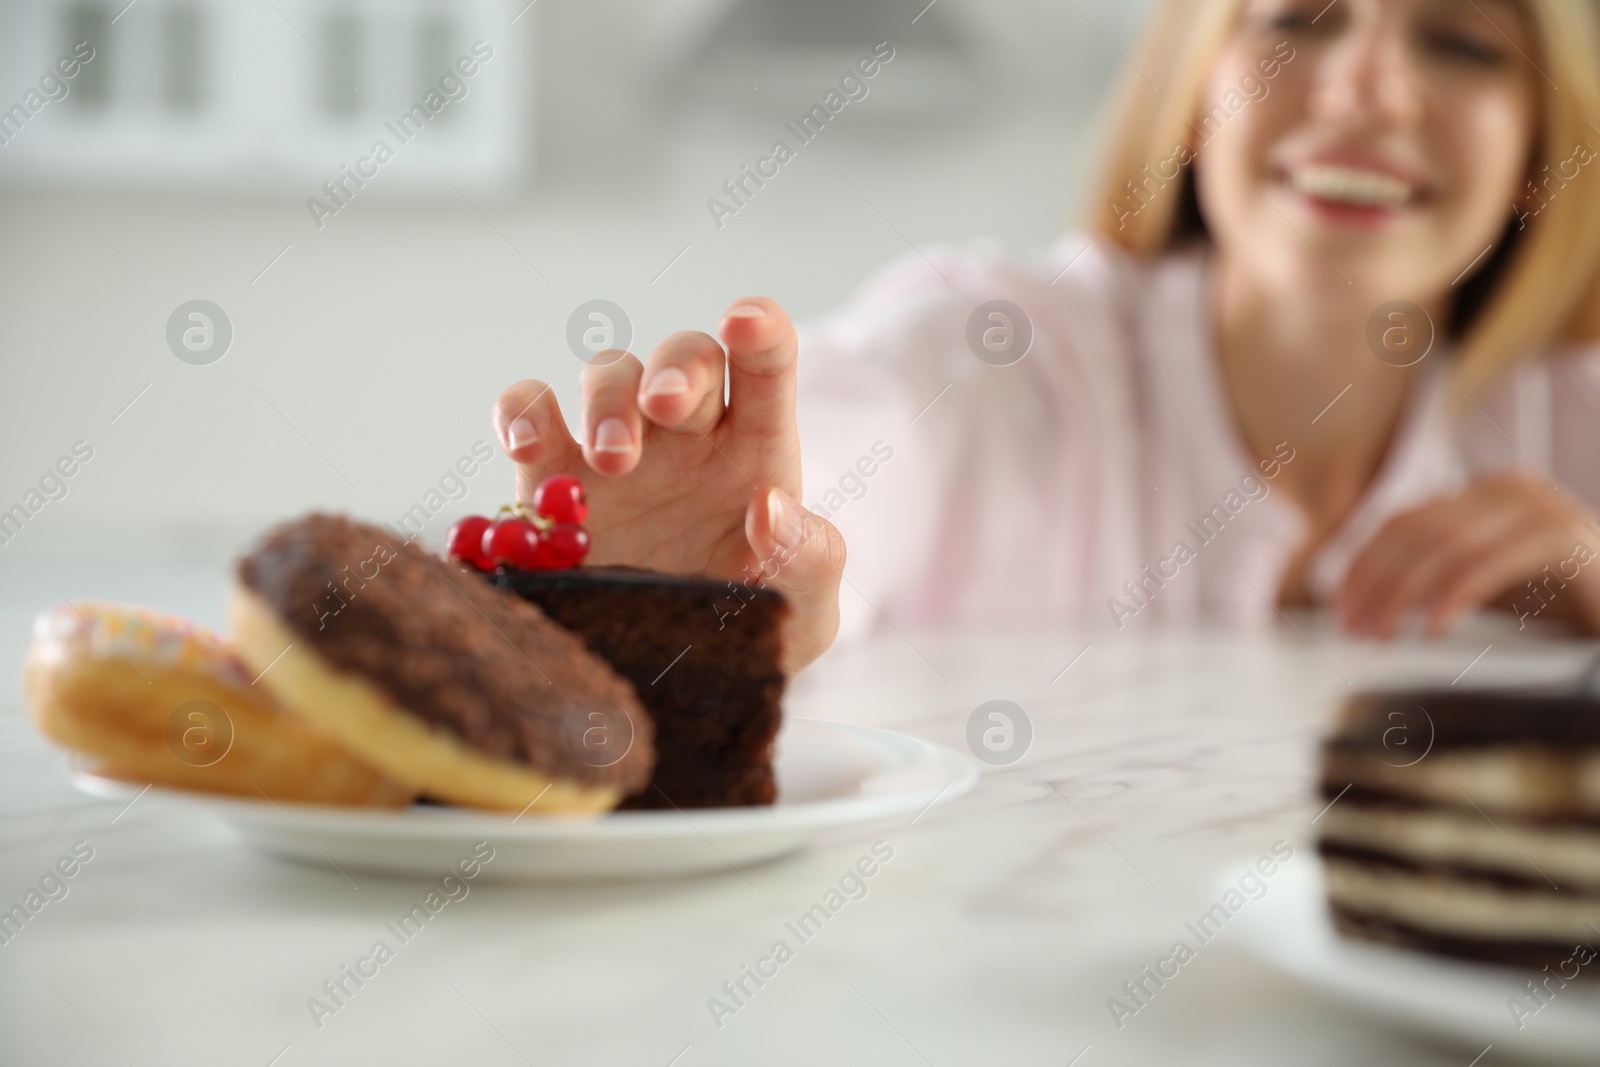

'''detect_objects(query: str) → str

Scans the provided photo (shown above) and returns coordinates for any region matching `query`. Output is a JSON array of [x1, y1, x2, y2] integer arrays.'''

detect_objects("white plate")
[[1233, 857, 1600, 1063], [71, 717, 975, 882]]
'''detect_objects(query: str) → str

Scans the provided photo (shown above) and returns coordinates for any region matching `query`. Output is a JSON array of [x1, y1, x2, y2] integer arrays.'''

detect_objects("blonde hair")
[[1087, 0, 1600, 393]]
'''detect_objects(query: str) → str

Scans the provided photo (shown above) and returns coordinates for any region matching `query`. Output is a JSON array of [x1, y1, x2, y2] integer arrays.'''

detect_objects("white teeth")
[[1291, 164, 1414, 208]]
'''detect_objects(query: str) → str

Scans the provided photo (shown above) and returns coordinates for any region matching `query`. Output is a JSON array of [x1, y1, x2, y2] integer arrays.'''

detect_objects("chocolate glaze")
[[1329, 688, 1600, 750], [236, 514, 653, 792]]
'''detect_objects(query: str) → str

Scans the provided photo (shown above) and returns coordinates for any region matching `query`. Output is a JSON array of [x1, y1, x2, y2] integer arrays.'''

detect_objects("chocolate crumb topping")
[[236, 513, 652, 792], [1330, 688, 1600, 751]]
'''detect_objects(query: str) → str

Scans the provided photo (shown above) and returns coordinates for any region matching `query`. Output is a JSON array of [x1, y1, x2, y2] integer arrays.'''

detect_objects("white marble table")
[[1, 561, 1594, 1066]]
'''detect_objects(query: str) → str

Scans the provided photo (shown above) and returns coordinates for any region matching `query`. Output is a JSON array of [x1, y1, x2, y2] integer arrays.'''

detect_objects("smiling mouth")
[[1289, 164, 1417, 209]]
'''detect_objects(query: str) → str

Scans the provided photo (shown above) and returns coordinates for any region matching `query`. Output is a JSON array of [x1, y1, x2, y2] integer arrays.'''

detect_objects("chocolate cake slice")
[[1316, 687, 1600, 971], [496, 566, 789, 809]]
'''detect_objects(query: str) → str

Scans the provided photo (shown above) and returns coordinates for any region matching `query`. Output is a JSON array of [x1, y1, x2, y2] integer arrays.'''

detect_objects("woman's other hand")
[[1338, 474, 1600, 637], [493, 298, 847, 675]]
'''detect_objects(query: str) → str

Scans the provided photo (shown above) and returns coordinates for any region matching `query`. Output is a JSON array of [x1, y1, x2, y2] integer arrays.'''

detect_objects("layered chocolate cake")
[[1317, 688, 1600, 970], [496, 566, 789, 810]]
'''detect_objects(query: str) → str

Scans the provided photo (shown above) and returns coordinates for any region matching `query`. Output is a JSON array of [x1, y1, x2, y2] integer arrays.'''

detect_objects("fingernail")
[[768, 488, 803, 549], [593, 417, 632, 454], [507, 417, 538, 451], [725, 303, 765, 320], [643, 367, 690, 398]]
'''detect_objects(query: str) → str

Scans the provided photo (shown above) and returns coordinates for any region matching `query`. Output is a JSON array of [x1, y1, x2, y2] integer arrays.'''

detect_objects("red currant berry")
[[538, 522, 590, 569], [482, 518, 544, 570], [445, 515, 494, 570], [533, 475, 588, 525]]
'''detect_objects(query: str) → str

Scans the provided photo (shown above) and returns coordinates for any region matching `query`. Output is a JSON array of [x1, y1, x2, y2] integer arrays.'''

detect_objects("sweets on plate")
[[24, 601, 413, 807], [1316, 687, 1600, 970], [231, 513, 654, 814], [27, 470, 792, 819]]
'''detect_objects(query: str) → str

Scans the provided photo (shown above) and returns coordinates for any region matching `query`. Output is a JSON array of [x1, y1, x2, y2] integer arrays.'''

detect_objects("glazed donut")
[[25, 601, 414, 808], [230, 513, 654, 814]]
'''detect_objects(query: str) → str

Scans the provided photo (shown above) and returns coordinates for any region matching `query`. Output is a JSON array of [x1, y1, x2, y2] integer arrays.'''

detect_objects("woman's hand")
[[1337, 474, 1600, 638], [492, 298, 847, 676]]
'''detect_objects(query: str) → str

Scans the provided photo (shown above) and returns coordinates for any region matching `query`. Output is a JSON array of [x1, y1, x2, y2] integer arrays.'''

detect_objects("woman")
[[494, 0, 1600, 675]]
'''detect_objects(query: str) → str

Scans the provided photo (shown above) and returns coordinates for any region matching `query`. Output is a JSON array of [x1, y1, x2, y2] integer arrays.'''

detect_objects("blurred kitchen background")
[[0, 0, 1154, 569]]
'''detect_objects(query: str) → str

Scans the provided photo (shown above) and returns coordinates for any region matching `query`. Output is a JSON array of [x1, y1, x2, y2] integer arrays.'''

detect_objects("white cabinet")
[[0, 0, 529, 194]]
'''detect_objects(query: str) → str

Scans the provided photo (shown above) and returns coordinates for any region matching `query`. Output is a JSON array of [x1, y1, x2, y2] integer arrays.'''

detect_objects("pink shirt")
[[795, 236, 1600, 641]]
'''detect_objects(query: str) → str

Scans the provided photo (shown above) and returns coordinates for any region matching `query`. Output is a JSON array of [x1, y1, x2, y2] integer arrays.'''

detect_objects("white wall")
[[0, 0, 1154, 564]]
